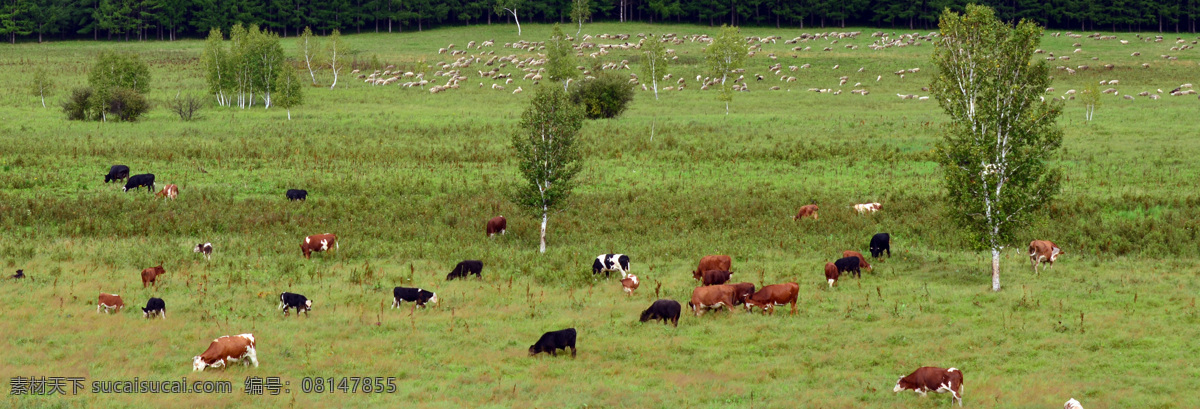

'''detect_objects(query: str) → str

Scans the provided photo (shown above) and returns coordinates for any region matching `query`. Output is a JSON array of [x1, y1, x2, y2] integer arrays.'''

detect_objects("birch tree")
[[327, 29, 347, 89], [931, 4, 1064, 292], [297, 26, 322, 85], [494, 0, 523, 36], [570, 0, 590, 36], [1080, 82, 1099, 122], [640, 34, 669, 100], [704, 25, 747, 114], [275, 63, 304, 120], [512, 86, 584, 254], [29, 67, 54, 108], [201, 28, 231, 106], [545, 24, 577, 92]]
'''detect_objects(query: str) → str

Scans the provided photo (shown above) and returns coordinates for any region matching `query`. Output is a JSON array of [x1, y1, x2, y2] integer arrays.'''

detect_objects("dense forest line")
[[3, 0, 1200, 44]]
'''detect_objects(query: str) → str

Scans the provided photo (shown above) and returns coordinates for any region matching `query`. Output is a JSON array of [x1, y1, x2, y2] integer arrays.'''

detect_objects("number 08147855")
[[300, 377, 397, 393]]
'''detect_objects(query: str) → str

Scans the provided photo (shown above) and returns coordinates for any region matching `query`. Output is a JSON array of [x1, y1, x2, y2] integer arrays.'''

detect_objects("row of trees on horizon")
[[3, 0, 1200, 44]]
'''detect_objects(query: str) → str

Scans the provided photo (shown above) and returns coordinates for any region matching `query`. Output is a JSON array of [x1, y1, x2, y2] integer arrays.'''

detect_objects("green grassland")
[[1, 23, 1199, 408]]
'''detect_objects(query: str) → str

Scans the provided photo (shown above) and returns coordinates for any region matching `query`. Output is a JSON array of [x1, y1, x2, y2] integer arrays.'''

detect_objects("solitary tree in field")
[[570, 0, 591, 36], [931, 5, 1064, 292], [1080, 82, 1099, 122], [89, 50, 151, 122], [30, 67, 54, 108], [545, 24, 578, 92], [495, 0, 525, 36], [297, 26, 322, 85], [641, 34, 670, 100], [705, 25, 747, 114], [512, 86, 584, 254], [327, 29, 348, 89], [275, 63, 304, 120]]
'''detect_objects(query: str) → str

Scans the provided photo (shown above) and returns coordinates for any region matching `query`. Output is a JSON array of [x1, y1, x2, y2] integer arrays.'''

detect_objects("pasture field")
[[1, 23, 1199, 408]]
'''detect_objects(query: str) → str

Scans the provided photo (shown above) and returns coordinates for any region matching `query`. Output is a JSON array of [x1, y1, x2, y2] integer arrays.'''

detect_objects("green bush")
[[569, 73, 635, 119], [62, 86, 149, 122], [62, 87, 97, 121], [106, 87, 150, 121]]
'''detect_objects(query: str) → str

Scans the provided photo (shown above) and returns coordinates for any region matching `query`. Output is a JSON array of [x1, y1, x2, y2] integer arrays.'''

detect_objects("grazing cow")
[[834, 256, 862, 279], [446, 260, 483, 280], [1064, 398, 1084, 409], [193, 334, 258, 371], [893, 367, 964, 407], [744, 282, 800, 315], [11, 269, 24, 279], [824, 262, 840, 287], [692, 255, 732, 280], [639, 299, 681, 326], [286, 189, 307, 201], [194, 243, 213, 260], [104, 165, 130, 183], [155, 184, 179, 199], [1029, 240, 1064, 274], [727, 282, 756, 305], [278, 292, 313, 317], [486, 216, 507, 237], [793, 204, 819, 220], [701, 270, 733, 286], [528, 328, 577, 357], [687, 285, 738, 316], [142, 297, 166, 319], [621, 274, 639, 295], [123, 174, 155, 193], [392, 287, 438, 308], [870, 233, 892, 258], [300, 234, 338, 259], [97, 293, 124, 313], [141, 264, 166, 288], [592, 254, 631, 278], [841, 250, 873, 271], [854, 202, 882, 214]]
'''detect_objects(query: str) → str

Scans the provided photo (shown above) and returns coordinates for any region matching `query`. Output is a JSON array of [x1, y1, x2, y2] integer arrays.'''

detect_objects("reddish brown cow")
[[793, 204, 819, 220], [1029, 240, 1064, 274], [692, 255, 732, 280], [824, 262, 840, 287], [687, 285, 737, 316], [141, 264, 165, 288], [155, 184, 179, 199], [701, 270, 733, 286], [193, 334, 258, 371], [301, 233, 339, 259], [621, 275, 640, 296], [726, 282, 756, 305], [894, 367, 964, 407], [745, 282, 799, 315], [841, 250, 873, 271], [97, 293, 124, 313], [486, 216, 507, 237]]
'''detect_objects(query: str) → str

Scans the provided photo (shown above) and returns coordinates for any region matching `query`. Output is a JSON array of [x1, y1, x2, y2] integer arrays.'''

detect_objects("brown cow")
[[701, 270, 733, 286], [621, 275, 640, 296], [726, 282, 756, 305], [841, 250, 873, 271], [745, 282, 799, 315], [687, 285, 737, 316], [1029, 240, 1064, 274], [141, 264, 165, 288], [824, 262, 840, 287], [301, 233, 338, 259], [793, 204, 819, 220], [692, 255, 732, 280], [486, 216, 507, 237], [97, 293, 124, 313], [893, 366, 964, 407], [155, 184, 179, 199], [193, 334, 258, 371]]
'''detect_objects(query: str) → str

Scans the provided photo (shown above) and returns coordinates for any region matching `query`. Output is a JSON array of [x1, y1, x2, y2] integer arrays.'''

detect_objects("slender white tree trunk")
[[506, 9, 522, 36], [539, 207, 548, 253], [652, 77, 658, 100], [577, 20, 582, 36], [991, 247, 1001, 291], [40, 93, 45, 108], [287, 108, 292, 120]]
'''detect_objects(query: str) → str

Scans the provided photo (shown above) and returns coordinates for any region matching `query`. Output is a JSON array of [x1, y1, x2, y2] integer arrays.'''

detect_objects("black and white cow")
[[123, 174, 155, 192], [278, 292, 313, 317], [193, 243, 213, 260], [392, 287, 438, 308], [142, 297, 166, 319], [286, 189, 308, 201], [529, 328, 577, 357], [104, 165, 130, 183], [870, 233, 892, 258], [446, 260, 483, 280], [592, 254, 631, 278]]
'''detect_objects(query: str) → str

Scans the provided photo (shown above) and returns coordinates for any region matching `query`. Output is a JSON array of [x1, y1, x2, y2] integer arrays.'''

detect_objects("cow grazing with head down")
[[155, 184, 178, 199], [893, 367, 964, 407], [141, 264, 166, 288], [529, 328, 577, 357], [701, 270, 733, 286], [392, 287, 438, 308], [834, 256, 861, 279], [1029, 240, 1064, 274], [123, 174, 155, 192], [486, 216, 507, 237], [592, 254, 631, 278], [278, 292, 313, 317], [727, 282, 756, 305], [744, 282, 799, 315], [640, 299, 681, 326], [193, 334, 258, 371], [142, 297, 166, 319], [446, 260, 483, 280], [870, 233, 892, 258], [194, 243, 213, 260], [854, 202, 882, 214], [104, 165, 130, 183], [687, 285, 737, 316], [824, 263, 840, 287], [842, 251, 873, 271], [621, 275, 639, 295], [692, 255, 732, 280], [97, 293, 124, 313], [11, 269, 24, 279], [793, 204, 819, 220], [300, 234, 338, 259], [1064, 398, 1084, 409], [286, 189, 308, 201]]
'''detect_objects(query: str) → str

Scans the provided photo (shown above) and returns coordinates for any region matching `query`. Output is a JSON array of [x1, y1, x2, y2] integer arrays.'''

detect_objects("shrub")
[[62, 87, 98, 121], [106, 87, 150, 122], [167, 92, 204, 121], [63, 86, 150, 122], [569, 73, 635, 119]]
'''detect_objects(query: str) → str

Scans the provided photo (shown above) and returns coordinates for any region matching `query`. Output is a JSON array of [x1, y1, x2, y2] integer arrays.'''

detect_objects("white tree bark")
[[539, 207, 548, 253], [504, 8, 522, 36], [303, 38, 317, 84], [991, 247, 1001, 291]]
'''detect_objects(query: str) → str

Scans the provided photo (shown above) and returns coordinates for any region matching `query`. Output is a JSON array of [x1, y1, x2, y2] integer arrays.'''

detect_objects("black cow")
[[278, 292, 313, 316], [104, 165, 130, 183], [392, 287, 438, 308], [446, 260, 483, 280], [286, 189, 308, 201], [640, 299, 681, 327], [592, 254, 631, 278], [529, 328, 577, 357], [123, 174, 155, 192], [11, 269, 24, 279], [871, 233, 892, 258], [142, 297, 166, 319], [834, 256, 862, 279]]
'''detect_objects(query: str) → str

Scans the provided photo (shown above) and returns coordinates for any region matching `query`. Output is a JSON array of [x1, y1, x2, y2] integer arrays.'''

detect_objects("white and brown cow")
[[193, 333, 258, 371], [97, 293, 124, 313], [620, 275, 639, 296], [1064, 398, 1084, 409], [1029, 240, 1064, 274], [854, 202, 882, 214], [893, 366, 963, 407], [301, 234, 338, 259], [155, 184, 179, 200]]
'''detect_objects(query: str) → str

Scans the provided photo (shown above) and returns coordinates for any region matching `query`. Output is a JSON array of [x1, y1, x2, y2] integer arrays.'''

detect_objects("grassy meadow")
[[1, 22, 1199, 408]]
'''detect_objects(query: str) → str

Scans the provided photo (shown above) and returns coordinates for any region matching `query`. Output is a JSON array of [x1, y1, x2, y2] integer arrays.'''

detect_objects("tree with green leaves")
[[201, 28, 232, 106], [327, 29, 348, 89], [494, 0, 523, 36], [274, 63, 304, 120], [1080, 82, 1099, 122], [29, 67, 54, 108], [0, 0, 35, 44], [640, 34, 669, 100], [704, 24, 747, 114], [545, 24, 577, 91], [931, 4, 1064, 292], [88, 50, 150, 121], [570, 0, 590, 35], [511, 85, 584, 254], [298, 26, 323, 85]]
